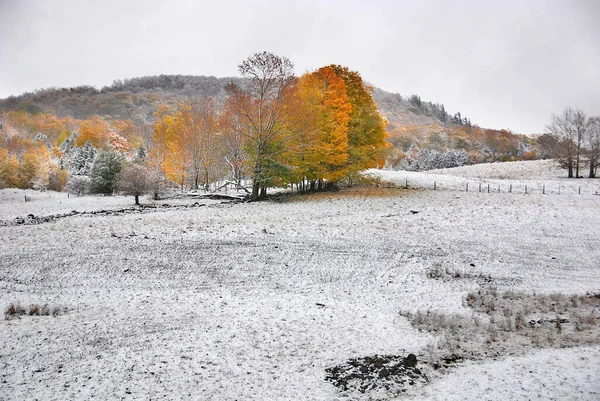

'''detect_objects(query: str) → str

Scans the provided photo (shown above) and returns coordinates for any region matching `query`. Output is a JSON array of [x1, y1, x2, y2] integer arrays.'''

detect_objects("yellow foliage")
[[76, 115, 112, 148]]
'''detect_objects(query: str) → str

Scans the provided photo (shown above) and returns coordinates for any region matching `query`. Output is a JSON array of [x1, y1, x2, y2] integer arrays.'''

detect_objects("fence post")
[[543, 185, 545, 194], [405, 179, 408, 189], [487, 184, 490, 193], [579, 186, 581, 195], [466, 183, 468, 192], [434, 181, 436, 190], [498, 185, 500, 193], [479, 183, 481, 192], [509, 184, 512, 193], [525, 185, 528, 194], [558, 185, 560, 195]]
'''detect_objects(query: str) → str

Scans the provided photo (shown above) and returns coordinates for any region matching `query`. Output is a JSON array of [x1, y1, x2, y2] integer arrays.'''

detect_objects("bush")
[[67, 175, 91, 196], [4, 302, 66, 320]]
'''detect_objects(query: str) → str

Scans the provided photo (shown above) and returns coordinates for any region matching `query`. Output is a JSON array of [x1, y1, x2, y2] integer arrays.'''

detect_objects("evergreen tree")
[[89, 150, 124, 194], [71, 141, 97, 176]]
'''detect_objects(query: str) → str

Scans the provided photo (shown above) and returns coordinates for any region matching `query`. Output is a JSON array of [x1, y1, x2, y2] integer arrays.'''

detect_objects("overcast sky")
[[0, 0, 598, 133]]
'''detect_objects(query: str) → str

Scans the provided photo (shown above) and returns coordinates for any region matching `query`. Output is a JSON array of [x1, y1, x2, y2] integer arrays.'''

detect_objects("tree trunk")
[[260, 186, 267, 198], [134, 194, 139, 205], [251, 180, 260, 201]]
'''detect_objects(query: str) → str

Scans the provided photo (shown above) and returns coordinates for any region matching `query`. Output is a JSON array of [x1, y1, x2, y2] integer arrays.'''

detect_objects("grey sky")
[[0, 0, 598, 133]]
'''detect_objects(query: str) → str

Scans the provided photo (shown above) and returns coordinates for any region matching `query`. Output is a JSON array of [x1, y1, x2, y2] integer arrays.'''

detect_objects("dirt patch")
[[325, 353, 428, 395]]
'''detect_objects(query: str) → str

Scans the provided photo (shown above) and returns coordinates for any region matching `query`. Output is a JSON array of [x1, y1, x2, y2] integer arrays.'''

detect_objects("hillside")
[[0, 75, 246, 124], [0, 75, 461, 129]]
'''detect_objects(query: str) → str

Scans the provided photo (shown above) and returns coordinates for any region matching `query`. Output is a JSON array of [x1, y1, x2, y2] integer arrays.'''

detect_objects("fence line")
[[392, 178, 600, 196]]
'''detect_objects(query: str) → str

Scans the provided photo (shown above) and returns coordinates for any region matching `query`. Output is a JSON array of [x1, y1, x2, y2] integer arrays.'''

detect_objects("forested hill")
[[0, 75, 245, 123], [2, 74, 546, 174], [0, 74, 469, 130]]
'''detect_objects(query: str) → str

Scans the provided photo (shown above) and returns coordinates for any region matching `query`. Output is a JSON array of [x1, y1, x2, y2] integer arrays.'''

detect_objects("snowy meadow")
[[1, 161, 599, 400]]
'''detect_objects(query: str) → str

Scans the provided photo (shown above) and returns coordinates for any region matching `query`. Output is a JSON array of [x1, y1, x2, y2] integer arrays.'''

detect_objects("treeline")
[[0, 75, 245, 123], [406, 94, 471, 126], [151, 55, 387, 200], [385, 124, 538, 171], [0, 53, 388, 201], [0, 111, 145, 192]]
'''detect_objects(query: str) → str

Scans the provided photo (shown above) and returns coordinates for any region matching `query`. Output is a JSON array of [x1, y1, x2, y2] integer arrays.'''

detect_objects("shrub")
[[67, 175, 91, 196]]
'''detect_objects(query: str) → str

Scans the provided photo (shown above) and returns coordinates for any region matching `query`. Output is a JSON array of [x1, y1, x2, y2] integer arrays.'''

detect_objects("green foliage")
[[89, 150, 124, 194]]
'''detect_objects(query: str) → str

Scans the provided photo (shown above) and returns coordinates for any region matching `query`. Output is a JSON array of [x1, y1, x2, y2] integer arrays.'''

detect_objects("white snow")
[[1, 162, 600, 400], [372, 160, 600, 195]]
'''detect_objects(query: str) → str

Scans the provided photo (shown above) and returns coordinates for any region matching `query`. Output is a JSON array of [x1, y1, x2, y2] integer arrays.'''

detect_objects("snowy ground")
[[1, 163, 600, 400], [373, 160, 600, 195]]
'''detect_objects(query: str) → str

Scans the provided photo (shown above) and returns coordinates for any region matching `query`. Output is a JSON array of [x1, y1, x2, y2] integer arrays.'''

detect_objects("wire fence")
[[386, 177, 600, 196]]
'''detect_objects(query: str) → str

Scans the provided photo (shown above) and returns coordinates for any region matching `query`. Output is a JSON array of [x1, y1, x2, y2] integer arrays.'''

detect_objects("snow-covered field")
[[1, 162, 600, 400], [373, 160, 600, 195]]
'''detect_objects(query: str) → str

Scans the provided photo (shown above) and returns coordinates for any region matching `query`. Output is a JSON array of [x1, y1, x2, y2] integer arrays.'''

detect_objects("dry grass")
[[5, 302, 66, 320], [426, 265, 492, 282], [290, 186, 407, 202], [401, 290, 600, 368]]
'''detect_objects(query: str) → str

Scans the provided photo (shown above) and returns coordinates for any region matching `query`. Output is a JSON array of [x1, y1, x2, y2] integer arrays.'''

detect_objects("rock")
[[359, 365, 368, 374], [378, 367, 390, 378], [404, 353, 417, 367]]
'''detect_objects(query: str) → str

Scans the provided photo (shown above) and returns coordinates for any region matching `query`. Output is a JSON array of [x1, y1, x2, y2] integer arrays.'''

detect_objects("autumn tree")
[[76, 115, 112, 148], [149, 104, 173, 194], [48, 162, 69, 191], [178, 98, 218, 190], [327, 65, 388, 181], [296, 66, 352, 189], [225, 51, 298, 200], [1, 154, 20, 188], [536, 133, 559, 159], [152, 99, 217, 190]]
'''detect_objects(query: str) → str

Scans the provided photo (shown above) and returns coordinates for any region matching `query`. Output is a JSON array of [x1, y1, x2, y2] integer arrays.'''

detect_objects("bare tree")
[[177, 98, 218, 190], [572, 109, 587, 178], [586, 117, 600, 178], [219, 105, 249, 191], [225, 52, 298, 200], [118, 163, 150, 205], [547, 107, 578, 178]]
